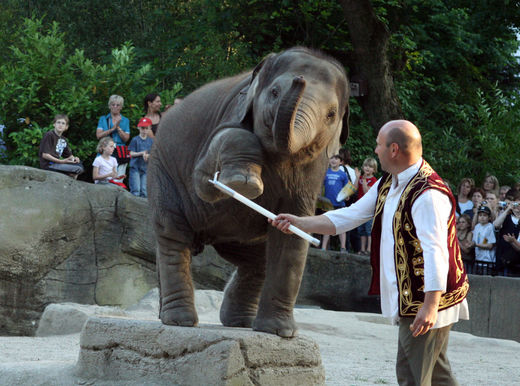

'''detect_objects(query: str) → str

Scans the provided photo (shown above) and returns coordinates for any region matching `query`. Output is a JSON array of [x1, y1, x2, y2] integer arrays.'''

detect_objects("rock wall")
[[2, 165, 519, 343], [0, 166, 157, 335]]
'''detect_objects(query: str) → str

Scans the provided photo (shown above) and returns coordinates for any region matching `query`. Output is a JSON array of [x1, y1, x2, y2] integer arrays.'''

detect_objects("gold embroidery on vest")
[[394, 161, 468, 316], [395, 177, 425, 315], [375, 178, 392, 218]]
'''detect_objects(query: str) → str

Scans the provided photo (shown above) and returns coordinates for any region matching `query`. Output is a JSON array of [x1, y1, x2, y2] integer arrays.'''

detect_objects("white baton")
[[208, 172, 320, 247]]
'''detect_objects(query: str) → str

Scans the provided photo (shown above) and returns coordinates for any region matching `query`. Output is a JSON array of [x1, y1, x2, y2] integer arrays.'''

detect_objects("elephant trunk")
[[273, 76, 306, 153]]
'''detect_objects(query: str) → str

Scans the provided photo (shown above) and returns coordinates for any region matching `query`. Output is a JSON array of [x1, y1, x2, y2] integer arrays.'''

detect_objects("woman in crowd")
[[96, 95, 130, 181], [456, 177, 475, 217], [143, 93, 163, 138], [465, 187, 486, 230], [482, 174, 500, 196], [457, 214, 474, 274]]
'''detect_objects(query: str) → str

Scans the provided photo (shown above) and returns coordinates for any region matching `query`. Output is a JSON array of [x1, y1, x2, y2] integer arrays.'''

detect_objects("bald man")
[[271, 120, 469, 385]]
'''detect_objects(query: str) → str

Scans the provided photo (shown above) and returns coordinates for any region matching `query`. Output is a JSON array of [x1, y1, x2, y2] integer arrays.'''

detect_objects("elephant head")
[[239, 47, 350, 160]]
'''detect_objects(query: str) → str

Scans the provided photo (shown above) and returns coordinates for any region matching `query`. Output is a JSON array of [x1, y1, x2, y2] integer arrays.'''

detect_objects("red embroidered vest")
[[369, 160, 469, 316]]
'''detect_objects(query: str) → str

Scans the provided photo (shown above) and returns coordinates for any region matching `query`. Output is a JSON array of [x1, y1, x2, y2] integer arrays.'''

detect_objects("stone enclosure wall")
[[1, 165, 518, 342]]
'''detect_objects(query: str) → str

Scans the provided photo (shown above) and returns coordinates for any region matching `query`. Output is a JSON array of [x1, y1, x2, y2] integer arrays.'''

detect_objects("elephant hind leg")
[[156, 234, 199, 327], [194, 128, 264, 203], [213, 242, 266, 328]]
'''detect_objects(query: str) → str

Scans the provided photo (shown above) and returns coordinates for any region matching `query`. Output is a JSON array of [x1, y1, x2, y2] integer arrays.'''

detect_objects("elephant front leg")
[[253, 229, 309, 338], [194, 128, 264, 203], [157, 237, 198, 327]]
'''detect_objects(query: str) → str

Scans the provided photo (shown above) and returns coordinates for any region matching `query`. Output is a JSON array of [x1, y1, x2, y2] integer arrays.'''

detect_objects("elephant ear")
[[238, 53, 276, 126], [326, 104, 350, 158], [340, 103, 350, 145]]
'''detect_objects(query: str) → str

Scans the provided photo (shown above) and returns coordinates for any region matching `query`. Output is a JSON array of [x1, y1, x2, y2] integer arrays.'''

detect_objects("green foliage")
[[0, 17, 158, 168], [8, 123, 44, 167], [424, 85, 520, 188], [2, 1, 520, 189], [343, 99, 378, 170]]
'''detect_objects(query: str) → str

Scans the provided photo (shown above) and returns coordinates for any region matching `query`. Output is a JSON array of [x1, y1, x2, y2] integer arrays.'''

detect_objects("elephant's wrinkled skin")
[[148, 47, 350, 337]]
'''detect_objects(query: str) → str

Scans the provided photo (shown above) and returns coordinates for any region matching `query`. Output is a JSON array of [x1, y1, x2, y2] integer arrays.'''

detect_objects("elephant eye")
[[270, 88, 279, 98], [326, 109, 336, 120]]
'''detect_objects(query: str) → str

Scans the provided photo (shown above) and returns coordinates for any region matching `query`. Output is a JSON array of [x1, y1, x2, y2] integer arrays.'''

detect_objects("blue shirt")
[[97, 113, 130, 146], [128, 135, 153, 171], [324, 168, 349, 207]]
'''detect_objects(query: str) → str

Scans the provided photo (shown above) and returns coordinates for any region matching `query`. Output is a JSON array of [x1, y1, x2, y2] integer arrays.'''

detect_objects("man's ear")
[[390, 143, 399, 158]]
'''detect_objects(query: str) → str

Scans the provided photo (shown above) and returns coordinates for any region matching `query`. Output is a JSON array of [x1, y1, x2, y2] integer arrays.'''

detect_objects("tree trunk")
[[338, 0, 403, 132]]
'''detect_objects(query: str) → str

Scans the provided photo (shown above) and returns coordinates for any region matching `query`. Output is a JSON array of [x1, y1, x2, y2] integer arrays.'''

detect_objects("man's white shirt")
[[325, 158, 469, 328]]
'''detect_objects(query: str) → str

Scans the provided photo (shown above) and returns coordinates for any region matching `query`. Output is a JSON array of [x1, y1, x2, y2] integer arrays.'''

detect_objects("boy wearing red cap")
[[128, 117, 154, 197]]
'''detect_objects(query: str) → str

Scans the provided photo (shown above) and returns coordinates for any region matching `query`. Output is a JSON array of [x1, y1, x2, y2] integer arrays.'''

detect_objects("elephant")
[[147, 47, 350, 337]]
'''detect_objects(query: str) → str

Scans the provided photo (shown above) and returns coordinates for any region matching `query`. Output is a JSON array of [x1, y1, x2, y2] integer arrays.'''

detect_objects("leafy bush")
[[0, 17, 181, 171], [423, 86, 520, 188]]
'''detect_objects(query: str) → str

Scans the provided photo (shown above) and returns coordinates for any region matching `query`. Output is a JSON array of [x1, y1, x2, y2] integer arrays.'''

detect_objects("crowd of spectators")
[[317, 151, 520, 278], [454, 176, 520, 277], [38, 93, 182, 198]]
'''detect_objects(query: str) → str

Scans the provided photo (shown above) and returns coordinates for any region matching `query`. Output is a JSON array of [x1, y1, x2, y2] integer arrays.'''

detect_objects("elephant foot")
[[252, 316, 298, 338], [219, 270, 261, 328], [160, 306, 199, 327], [220, 313, 255, 328], [218, 162, 264, 200], [220, 298, 257, 328]]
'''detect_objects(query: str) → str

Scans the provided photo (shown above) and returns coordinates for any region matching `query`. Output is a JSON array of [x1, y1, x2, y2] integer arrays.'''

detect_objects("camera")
[[481, 200, 488, 205], [513, 203, 519, 208], [499, 201, 507, 209]]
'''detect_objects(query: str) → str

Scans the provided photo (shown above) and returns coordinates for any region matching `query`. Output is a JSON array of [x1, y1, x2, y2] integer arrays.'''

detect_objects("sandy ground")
[[0, 296, 519, 385]]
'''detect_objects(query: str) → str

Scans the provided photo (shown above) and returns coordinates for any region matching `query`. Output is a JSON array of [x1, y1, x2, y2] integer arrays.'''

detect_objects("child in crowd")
[[92, 137, 120, 184], [457, 214, 474, 274], [472, 205, 496, 274], [338, 148, 361, 253], [356, 157, 378, 255], [128, 117, 154, 197], [39, 114, 84, 179], [321, 154, 349, 252]]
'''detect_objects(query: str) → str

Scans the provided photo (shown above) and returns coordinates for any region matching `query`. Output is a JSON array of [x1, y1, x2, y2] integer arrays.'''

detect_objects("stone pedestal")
[[75, 316, 325, 385]]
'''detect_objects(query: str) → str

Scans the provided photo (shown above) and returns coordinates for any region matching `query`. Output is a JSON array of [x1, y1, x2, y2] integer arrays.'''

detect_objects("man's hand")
[[409, 291, 441, 337], [504, 233, 516, 243], [269, 214, 300, 234], [269, 213, 336, 235]]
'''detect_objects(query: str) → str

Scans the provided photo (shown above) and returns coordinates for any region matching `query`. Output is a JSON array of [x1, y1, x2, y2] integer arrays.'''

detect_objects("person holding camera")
[[493, 190, 520, 276]]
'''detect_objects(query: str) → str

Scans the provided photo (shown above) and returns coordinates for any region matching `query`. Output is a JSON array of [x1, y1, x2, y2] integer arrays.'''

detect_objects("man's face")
[[375, 131, 391, 172], [499, 187, 508, 200], [511, 201, 520, 217], [485, 193, 497, 209]]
